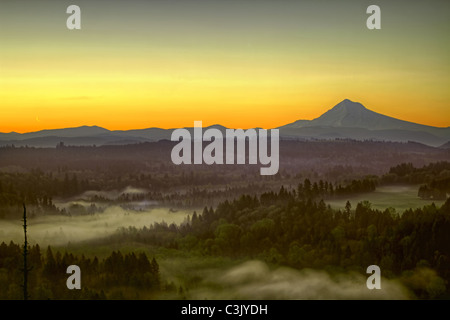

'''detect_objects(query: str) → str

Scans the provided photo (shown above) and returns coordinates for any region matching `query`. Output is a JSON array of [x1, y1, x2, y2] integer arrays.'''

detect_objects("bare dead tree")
[[21, 204, 32, 300]]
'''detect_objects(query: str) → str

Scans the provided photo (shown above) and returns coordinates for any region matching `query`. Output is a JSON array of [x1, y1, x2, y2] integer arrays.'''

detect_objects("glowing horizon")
[[2, 96, 449, 135], [1, 0, 449, 133]]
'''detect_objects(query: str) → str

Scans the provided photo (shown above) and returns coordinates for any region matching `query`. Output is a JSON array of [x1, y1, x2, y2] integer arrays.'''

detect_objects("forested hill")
[[0, 140, 447, 178], [111, 189, 450, 299]]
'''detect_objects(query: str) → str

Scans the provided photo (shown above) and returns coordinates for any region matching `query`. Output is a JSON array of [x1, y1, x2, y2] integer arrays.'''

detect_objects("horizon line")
[[2, 99, 450, 134]]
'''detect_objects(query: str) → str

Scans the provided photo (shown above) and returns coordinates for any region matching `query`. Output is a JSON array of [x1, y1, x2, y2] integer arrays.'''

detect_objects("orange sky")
[[1, 0, 449, 133]]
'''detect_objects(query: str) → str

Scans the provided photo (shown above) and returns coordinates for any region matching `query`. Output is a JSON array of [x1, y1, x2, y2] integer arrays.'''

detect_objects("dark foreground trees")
[[0, 243, 163, 299]]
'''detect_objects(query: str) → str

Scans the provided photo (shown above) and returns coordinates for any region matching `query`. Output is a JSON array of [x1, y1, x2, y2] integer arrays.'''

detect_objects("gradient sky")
[[0, 0, 449, 133]]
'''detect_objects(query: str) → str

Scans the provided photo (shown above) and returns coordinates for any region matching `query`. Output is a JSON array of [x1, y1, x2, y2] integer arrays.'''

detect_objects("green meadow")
[[326, 185, 445, 213]]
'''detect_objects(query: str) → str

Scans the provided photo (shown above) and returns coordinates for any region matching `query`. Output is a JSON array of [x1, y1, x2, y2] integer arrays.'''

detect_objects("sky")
[[0, 0, 449, 133]]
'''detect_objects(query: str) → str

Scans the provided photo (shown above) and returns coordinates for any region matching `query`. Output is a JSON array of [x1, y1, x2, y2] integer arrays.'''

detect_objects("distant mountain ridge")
[[279, 99, 450, 147], [1, 99, 449, 147]]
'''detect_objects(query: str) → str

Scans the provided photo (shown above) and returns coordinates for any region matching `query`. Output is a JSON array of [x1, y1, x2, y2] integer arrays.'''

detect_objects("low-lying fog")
[[0, 186, 194, 246], [0, 205, 190, 246], [70, 186, 151, 201], [190, 260, 410, 300]]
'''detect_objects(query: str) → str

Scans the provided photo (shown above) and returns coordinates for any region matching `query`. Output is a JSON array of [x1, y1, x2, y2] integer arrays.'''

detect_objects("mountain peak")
[[283, 99, 423, 130], [328, 99, 369, 117], [309, 99, 380, 128], [335, 99, 366, 110], [278, 99, 450, 146]]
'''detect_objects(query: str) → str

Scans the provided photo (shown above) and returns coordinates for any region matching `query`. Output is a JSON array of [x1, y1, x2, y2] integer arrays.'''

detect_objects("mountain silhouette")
[[284, 99, 443, 131], [279, 99, 450, 146], [0, 99, 449, 147]]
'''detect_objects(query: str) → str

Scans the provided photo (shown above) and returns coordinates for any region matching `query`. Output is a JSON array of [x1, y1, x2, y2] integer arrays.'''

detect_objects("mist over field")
[[75, 186, 150, 201], [53, 186, 159, 211], [189, 261, 410, 300], [0, 205, 189, 246]]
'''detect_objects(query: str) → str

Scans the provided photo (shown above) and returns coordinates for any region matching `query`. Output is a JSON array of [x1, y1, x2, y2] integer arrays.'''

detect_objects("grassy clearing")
[[326, 184, 445, 212]]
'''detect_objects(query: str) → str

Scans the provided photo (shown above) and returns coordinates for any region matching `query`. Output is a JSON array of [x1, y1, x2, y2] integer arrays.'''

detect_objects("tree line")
[[418, 177, 450, 200], [0, 242, 177, 299], [383, 161, 450, 184], [111, 187, 450, 299]]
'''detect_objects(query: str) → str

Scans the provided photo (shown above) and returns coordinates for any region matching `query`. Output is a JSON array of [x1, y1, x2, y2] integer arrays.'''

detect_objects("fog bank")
[[190, 260, 410, 300], [0, 206, 189, 246]]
